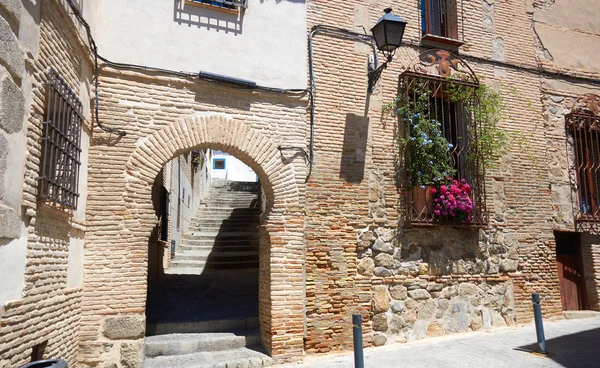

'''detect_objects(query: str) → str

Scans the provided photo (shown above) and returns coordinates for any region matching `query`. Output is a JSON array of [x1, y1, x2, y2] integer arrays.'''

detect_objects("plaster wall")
[[532, 0, 600, 75], [0, 236, 27, 306], [91, 0, 307, 88], [167, 153, 204, 255], [210, 152, 257, 182], [66, 233, 85, 289]]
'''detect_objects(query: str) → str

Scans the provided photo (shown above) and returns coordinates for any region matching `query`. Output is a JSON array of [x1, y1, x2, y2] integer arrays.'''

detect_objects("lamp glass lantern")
[[370, 8, 407, 59], [367, 8, 407, 92]]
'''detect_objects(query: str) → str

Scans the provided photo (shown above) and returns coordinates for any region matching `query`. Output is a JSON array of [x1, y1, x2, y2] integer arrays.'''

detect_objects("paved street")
[[278, 317, 600, 368]]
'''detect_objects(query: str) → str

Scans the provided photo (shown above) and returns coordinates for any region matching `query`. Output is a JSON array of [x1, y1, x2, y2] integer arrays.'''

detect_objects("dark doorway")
[[555, 232, 588, 310]]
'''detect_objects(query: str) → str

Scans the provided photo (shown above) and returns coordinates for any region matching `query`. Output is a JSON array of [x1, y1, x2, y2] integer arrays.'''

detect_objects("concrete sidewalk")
[[278, 316, 600, 368]]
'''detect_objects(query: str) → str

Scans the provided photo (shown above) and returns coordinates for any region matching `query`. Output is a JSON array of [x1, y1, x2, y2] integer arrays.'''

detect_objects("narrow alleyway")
[[144, 179, 270, 367]]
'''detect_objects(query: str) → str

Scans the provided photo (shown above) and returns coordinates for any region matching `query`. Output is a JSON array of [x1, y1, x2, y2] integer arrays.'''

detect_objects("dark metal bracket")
[[367, 54, 392, 93]]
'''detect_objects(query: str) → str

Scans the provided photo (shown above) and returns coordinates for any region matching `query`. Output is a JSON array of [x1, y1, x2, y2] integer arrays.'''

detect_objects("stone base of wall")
[[370, 277, 514, 346]]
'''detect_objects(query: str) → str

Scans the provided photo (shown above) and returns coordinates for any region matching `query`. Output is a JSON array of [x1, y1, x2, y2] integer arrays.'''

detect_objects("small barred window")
[[566, 94, 600, 231], [185, 0, 247, 12], [40, 69, 82, 210]]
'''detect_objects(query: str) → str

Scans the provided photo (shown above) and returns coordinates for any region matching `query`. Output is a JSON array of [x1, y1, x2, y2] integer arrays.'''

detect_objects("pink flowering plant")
[[430, 178, 474, 223]]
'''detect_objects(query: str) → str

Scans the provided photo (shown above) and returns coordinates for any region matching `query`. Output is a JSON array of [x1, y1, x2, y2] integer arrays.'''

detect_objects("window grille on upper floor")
[[40, 69, 83, 210], [566, 94, 600, 232], [421, 0, 458, 40], [185, 0, 248, 12]]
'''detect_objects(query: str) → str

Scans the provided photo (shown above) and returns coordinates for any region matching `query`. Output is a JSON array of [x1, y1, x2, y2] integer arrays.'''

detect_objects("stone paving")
[[277, 316, 600, 368]]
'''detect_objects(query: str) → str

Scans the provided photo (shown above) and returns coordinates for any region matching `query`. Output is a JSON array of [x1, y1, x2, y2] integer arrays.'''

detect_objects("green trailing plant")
[[396, 83, 456, 188], [445, 79, 507, 170]]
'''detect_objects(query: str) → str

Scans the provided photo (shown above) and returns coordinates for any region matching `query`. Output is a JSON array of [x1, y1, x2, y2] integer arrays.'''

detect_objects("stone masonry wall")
[[0, 1, 93, 366], [304, 0, 567, 353], [542, 87, 600, 310], [81, 70, 308, 366]]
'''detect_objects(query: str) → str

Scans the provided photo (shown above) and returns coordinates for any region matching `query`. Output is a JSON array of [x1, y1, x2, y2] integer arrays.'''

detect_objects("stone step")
[[146, 317, 259, 336], [143, 347, 271, 368], [190, 218, 258, 225], [175, 251, 258, 262], [563, 310, 600, 319], [179, 245, 258, 252], [192, 213, 259, 220], [164, 262, 259, 275], [144, 330, 261, 358], [184, 231, 258, 240], [193, 207, 258, 213], [190, 223, 257, 230], [169, 258, 258, 268], [180, 237, 258, 244]]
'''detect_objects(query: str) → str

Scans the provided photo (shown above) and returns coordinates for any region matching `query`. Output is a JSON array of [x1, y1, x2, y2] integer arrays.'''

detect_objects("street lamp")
[[368, 8, 407, 93]]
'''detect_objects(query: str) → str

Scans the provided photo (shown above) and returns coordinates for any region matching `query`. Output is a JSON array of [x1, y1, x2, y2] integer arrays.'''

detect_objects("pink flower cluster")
[[430, 179, 474, 222]]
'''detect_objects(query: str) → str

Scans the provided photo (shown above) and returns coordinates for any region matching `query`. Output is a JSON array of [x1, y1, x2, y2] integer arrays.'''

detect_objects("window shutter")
[[448, 0, 459, 39]]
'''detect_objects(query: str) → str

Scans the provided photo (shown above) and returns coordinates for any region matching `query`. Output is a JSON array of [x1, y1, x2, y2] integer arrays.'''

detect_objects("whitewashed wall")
[[91, 0, 307, 88], [210, 151, 257, 182]]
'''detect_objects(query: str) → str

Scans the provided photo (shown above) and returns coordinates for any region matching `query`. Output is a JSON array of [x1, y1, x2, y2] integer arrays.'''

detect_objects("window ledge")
[[185, 0, 239, 15], [407, 221, 488, 229], [421, 34, 464, 51]]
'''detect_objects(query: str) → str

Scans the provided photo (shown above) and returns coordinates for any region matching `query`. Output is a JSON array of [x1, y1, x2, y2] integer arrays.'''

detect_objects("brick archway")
[[84, 115, 305, 365]]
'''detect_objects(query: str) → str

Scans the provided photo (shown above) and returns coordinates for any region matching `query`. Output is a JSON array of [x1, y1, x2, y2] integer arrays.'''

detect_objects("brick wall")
[[0, 0, 93, 366], [302, 0, 574, 352], [80, 71, 308, 365]]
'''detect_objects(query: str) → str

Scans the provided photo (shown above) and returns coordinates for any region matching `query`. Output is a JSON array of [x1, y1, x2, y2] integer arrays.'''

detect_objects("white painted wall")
[[66, 233, 85, 288], [91, 0, 307, 89], [210, 151, 257, 182], [0, 236, 27, 307], [166, 153, 209, 255]]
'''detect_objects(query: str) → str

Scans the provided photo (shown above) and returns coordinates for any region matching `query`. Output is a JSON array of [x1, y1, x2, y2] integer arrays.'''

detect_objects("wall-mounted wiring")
[[64, 0, 309, 138]]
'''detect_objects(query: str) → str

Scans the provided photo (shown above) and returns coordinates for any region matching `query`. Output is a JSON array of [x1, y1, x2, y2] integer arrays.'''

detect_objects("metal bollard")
[[21, 359, 67, 368], [352, 314, 365, 368], [531, 293, 547, 354]]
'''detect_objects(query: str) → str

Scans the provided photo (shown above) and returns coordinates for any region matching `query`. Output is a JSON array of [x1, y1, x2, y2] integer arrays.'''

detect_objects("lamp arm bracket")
[[368, 54, 392, 93]]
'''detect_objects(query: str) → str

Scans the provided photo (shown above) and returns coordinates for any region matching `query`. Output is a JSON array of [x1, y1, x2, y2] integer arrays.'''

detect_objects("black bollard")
[[352, 314, 365, 368], [531, 292, 547, 354]]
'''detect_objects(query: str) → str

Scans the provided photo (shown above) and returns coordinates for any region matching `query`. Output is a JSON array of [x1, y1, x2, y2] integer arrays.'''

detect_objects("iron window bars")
[[566, 94, 600, 232], [40, 69, 82, 210], [185, 0, 248, 11], [421, 0, 458, 39], [399, 50, 487, 226]]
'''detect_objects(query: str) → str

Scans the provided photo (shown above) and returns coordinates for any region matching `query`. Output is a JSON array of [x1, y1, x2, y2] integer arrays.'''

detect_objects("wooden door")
[[555, 232, 588, 311]]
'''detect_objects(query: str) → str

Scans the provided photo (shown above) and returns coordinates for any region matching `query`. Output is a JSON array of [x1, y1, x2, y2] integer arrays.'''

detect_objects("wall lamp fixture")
[[368, 8, 407, 93]]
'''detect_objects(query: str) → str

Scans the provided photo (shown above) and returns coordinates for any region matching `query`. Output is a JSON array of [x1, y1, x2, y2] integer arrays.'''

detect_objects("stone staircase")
[[144, 179, 271, 368], [166, 180, 260, 275]]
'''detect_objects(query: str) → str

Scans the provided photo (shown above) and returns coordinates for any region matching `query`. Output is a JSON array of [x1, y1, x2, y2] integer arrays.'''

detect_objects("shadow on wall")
[[515, 328, 600, 368], [340, 113, 369, 184], [173, 0, 244, 34]]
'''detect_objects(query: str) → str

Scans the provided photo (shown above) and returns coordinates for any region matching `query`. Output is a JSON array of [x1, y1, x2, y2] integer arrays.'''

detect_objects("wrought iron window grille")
[[40, 69, 83, 210], [566, 94, 600, 233], [185, 0, 248, 11], [399, 50, 487, 227], [421, 0, 458, 40]]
